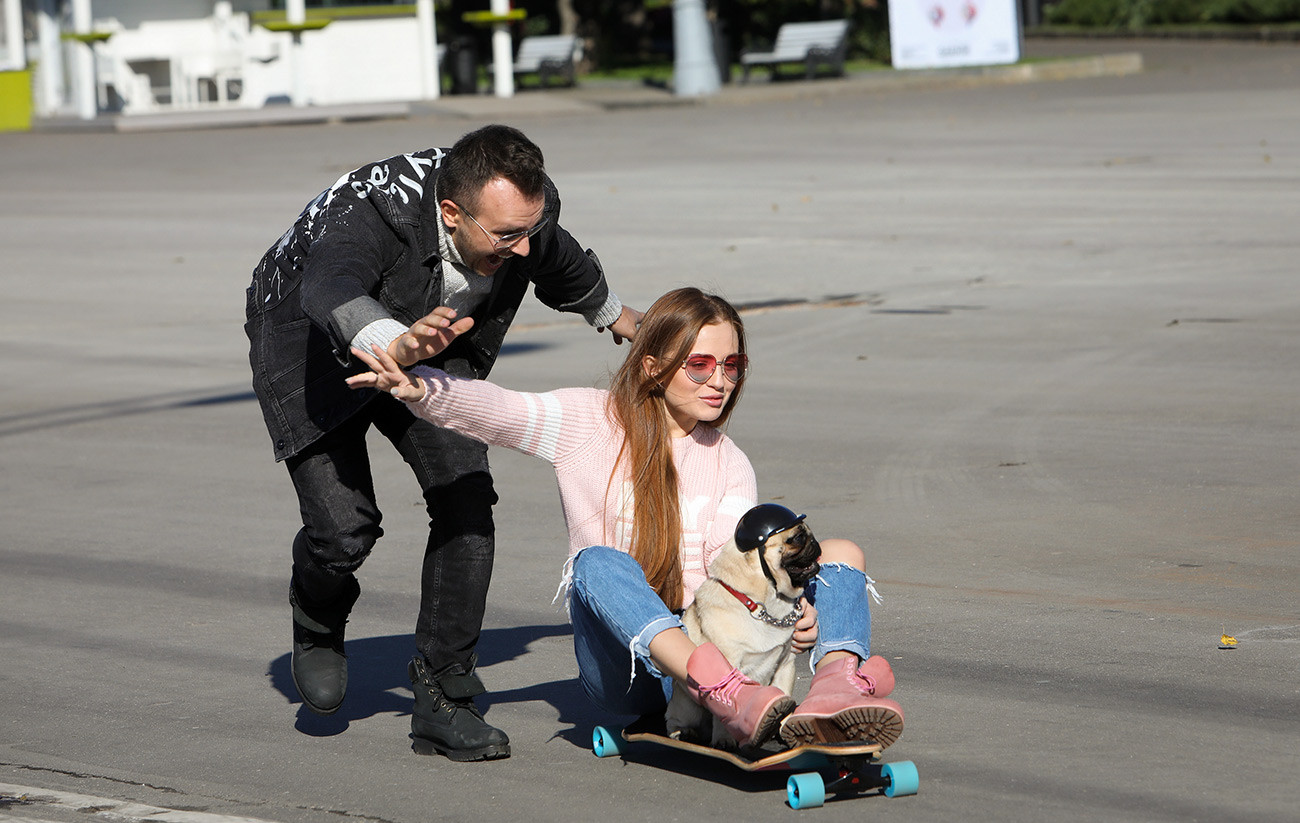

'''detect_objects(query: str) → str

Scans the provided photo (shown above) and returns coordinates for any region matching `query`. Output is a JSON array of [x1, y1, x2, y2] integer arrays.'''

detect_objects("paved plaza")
[[1, 38, 1297, 822]]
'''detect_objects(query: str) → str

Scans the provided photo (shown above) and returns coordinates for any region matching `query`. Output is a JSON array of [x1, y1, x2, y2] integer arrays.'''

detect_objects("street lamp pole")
[[286, 0, 307, 106], [71, 0, 96, 119], [490, 0, 514, 98], [672, 0, 719, 97]]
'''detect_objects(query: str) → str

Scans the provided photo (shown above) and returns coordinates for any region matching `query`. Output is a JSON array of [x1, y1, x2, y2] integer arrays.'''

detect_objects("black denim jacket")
[[245, 147, 613, 462]]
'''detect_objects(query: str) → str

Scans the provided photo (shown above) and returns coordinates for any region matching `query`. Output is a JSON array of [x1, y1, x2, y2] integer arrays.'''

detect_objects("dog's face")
[[760, 521, 821, 599]]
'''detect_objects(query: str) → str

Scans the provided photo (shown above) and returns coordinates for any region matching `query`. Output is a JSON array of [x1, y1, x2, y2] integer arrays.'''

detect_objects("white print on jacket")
[[260, 150, 447, 305]]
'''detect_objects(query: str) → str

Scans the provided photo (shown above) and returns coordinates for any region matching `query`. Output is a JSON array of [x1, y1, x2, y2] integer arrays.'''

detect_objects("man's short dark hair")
[[440, 124, 546, 210]]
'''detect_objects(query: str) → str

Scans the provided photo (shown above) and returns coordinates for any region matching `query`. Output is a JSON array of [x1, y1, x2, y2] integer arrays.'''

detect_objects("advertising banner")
[[888, 0, 1021, 70]]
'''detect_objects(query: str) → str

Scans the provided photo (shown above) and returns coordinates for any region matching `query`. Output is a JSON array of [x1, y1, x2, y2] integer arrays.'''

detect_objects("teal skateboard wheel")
[[592, 725, 622, 757], [882, 760, 919, 797], [787, 772, 826, 809]]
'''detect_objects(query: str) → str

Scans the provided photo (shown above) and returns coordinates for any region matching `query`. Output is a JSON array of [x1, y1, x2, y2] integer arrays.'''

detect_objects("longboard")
[[592, 714, 919, 809]]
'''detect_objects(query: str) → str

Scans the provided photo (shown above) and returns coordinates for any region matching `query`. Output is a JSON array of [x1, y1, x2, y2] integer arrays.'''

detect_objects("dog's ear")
[[753, 535, 781, 576], [709, 536, 762, 581]]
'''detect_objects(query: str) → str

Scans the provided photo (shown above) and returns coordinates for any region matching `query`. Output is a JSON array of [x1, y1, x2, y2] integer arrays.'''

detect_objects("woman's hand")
[[791, 598, 818, 654], [346, 344, 424, 402]]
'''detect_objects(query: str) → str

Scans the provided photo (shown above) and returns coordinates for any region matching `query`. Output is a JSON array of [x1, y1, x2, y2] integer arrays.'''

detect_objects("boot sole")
[[412, 735, 511, 762], [298, 694, 343, 716], [780, 705, 904, 750], [745, 695, 797, 748]]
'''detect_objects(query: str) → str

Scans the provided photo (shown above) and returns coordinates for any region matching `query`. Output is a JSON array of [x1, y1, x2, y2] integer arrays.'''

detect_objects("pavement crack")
[[2, 762, 182, 794], [290, 804, 400, 823]]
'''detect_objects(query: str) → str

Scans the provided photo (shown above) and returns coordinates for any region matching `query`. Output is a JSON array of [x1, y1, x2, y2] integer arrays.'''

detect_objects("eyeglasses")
[[681, 353, 748, 384], [456, 203, 549, 253]]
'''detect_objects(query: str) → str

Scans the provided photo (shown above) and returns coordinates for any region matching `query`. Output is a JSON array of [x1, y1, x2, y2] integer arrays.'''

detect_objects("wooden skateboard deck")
[[620, 714, 881, 771], [592, 715, 918, 808]]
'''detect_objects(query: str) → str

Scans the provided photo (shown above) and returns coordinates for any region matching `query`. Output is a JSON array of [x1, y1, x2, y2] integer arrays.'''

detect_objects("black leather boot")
[[409, 655, 510, 761], [289, 576, 360, 716]]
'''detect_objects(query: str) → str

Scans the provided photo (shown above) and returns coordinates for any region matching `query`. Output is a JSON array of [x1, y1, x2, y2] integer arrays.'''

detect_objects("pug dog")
[[666, 504, 822, 749]]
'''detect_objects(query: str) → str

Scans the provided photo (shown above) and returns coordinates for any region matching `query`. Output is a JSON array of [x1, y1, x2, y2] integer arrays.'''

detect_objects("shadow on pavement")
[[266, 624, 606, 740]]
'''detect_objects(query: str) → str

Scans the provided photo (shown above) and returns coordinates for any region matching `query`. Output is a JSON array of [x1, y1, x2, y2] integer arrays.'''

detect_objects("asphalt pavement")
[[1, 37, 1297, 823]]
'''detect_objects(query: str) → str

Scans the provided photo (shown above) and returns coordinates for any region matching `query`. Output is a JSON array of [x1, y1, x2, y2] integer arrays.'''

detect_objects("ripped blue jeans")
[[567, 545, 878, 718]]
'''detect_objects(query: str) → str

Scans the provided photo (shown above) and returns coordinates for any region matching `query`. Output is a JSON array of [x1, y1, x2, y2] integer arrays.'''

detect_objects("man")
[[244, 125, 640, 762]]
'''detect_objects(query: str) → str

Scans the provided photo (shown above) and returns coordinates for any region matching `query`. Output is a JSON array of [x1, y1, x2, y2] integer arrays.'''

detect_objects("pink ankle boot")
[[858, 654, 896, 697], [780, 655, 904, 749], [686, 643, 795, 747]]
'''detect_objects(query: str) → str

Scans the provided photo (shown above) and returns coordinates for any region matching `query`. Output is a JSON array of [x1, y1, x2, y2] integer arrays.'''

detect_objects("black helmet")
[[734, 504, 807, 552]]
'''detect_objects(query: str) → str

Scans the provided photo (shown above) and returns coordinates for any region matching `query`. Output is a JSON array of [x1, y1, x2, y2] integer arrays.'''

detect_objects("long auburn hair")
[[607, 287, 747, 610]]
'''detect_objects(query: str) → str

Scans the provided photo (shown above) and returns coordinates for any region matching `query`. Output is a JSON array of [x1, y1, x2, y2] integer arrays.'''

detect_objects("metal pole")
[[71, 0, 96, 119], [672, 0, 719, 97], [35, 0, 65, 115], [417, 0, 440, 100], [1024, 0, 1041, 30], [287, 0, 306, 106], [489, 0, 513, 98]]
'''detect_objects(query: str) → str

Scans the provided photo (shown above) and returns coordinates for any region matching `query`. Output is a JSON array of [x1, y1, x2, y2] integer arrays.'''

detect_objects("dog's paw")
[[669, 726, 708, 744]]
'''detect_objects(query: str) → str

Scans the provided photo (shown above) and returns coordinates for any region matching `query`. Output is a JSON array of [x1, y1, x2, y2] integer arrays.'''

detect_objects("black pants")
[[285, 393, 498, 673]]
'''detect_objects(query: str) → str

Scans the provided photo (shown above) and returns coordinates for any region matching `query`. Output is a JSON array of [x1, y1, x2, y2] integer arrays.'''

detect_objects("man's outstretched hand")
[[598, 304, 643, 345], [389, 306, 475, 366]]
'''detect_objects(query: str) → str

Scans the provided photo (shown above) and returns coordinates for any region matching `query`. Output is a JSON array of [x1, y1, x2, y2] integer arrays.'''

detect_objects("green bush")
[[1214, 0, 1300, 23], [1043, 0, 1129, 25], [1043, 0, 1300, 25]]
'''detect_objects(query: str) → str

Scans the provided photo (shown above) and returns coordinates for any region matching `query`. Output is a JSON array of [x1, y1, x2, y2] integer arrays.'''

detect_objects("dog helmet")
[[734, 504, 807, 552]]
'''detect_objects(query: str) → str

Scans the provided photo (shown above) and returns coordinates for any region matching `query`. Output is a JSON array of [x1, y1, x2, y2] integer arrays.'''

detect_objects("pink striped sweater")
[[406, 367, 758, 606]]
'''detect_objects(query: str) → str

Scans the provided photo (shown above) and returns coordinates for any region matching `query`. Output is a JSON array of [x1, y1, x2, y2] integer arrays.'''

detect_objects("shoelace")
[[300, 626, 345, 654], [421, 683, 486, 718], [700, 668, 757, 708], [853, 670, 878, 696]]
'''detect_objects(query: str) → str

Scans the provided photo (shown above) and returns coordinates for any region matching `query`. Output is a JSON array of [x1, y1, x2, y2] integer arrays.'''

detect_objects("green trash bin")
[[0, 69, 33, 131]]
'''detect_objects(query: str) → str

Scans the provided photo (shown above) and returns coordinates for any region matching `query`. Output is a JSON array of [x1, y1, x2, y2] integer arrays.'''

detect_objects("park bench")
[[740, 19, 850, 83], [510, 34, 581, 88]]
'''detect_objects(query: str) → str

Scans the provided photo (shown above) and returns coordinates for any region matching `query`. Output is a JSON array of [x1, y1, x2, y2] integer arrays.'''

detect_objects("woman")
[[348, 287, 904, 750]]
